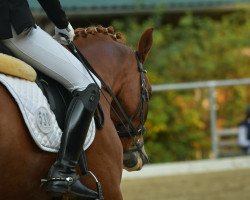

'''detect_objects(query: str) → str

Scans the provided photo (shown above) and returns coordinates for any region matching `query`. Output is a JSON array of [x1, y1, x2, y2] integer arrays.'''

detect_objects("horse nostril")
[[123, 152, 138, 168]]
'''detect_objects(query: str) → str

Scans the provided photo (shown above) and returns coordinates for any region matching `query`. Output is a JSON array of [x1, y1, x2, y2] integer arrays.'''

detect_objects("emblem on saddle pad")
[[35, 107, 52, 134]]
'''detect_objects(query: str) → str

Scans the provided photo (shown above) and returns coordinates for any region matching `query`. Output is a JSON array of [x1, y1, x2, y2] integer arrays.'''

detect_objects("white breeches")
[[1, 26, 101, 92]]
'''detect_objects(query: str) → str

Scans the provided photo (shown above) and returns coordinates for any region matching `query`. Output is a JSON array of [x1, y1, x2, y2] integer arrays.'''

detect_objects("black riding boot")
[[45, 84, 100, 198]]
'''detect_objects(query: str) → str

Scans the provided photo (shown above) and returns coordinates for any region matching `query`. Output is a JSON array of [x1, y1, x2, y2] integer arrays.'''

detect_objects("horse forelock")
[[74, 25, 126, 44]]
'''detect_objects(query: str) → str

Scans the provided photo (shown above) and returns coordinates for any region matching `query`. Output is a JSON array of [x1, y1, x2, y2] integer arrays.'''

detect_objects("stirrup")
[[41, 173, 103, 199], [87, 171, 104, 200]]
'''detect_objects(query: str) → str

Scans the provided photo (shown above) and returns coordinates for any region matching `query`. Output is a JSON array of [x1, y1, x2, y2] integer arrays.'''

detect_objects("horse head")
[[110, 28, 153, 171], [74, 26, 153, 172]]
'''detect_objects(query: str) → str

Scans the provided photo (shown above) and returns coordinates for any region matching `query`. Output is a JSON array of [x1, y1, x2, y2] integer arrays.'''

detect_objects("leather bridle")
[[115, 52, 150, 138], [66, 42, 150, 160], [110, 52, 150, 164]]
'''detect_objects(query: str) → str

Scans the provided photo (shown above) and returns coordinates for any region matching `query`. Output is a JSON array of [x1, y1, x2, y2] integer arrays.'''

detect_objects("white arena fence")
[[122, 156, 250, 179]]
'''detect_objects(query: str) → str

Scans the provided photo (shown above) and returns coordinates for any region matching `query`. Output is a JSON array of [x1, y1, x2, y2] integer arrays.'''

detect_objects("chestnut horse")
[[0, 27, 153, 200]]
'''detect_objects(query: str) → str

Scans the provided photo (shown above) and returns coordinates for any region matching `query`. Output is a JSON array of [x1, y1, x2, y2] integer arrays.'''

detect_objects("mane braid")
[[74, 25, 126, 44]]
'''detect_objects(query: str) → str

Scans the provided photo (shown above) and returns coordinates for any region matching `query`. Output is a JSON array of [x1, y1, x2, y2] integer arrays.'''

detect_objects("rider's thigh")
[[2, 26, 101, 92]]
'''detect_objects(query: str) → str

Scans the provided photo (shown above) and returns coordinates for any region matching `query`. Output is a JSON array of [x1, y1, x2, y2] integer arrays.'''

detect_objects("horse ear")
[[137, 28, 153, 63]]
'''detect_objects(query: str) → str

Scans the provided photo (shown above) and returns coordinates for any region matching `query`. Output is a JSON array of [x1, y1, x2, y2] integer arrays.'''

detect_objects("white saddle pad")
[[0, 74, 96, 152]]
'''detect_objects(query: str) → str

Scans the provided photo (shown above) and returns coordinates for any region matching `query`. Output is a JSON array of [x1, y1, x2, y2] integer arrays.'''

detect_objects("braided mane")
[[74, 25, 126, 44]]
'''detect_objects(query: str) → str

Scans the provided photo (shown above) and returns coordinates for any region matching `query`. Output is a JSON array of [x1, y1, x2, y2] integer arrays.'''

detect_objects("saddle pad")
[[0, 74, 96, 152]]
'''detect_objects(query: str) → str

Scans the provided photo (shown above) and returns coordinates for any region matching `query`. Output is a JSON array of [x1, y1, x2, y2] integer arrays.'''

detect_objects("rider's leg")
[[46, 83, 100, 198], [2, 26, 101, 198], [1, 26, 101, 92]]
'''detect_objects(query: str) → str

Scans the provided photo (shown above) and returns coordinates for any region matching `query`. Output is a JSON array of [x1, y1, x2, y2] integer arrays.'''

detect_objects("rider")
[[0, 0, 100, 199]]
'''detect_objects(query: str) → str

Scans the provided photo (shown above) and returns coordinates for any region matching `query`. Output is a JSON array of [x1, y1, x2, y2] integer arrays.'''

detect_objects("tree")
[[113, 11, 250, 162]]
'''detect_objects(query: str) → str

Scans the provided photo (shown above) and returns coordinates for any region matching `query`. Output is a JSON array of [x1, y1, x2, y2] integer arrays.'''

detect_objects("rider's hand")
[[53, 23, 75, 45]]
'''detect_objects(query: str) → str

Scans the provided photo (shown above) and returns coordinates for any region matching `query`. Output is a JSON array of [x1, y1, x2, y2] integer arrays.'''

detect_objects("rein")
[[65, 38, 149, 163], [67, 41, 149, 139], [65, 37, 149, 162]]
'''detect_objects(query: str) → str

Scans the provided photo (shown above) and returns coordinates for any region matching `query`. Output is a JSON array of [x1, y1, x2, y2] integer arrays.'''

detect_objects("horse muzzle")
[[123, 145, 149, 172]]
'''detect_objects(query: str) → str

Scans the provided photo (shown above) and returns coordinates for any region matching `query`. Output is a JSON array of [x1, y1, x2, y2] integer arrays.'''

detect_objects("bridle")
[[66, 41, 150, 162], [110, 51, 150, 164], [115, 52, 150, 138]]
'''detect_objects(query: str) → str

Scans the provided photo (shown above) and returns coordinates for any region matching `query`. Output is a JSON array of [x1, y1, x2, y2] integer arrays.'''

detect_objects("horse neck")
[[74, 35, 133, 95], [74, 34, 142, 132]]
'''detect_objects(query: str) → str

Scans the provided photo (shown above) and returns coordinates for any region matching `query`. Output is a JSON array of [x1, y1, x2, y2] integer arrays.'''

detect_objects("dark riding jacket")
[[0, 0, 68, 39]]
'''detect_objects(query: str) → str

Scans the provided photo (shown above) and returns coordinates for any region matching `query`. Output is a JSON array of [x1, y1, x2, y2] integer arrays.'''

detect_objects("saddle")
[[0, 43, 104, 130]]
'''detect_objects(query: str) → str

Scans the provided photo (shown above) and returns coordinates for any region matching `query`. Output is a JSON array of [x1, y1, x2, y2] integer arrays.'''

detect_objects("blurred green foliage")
[[112, 11, 250, 163]]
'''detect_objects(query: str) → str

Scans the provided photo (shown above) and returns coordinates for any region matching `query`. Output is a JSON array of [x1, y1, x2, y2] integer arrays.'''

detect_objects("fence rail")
[[152, 78, 250, 92], [152, 78, 250, 158], [122, 156, 250, 179]]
